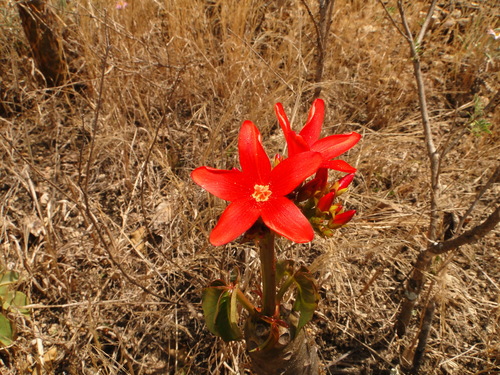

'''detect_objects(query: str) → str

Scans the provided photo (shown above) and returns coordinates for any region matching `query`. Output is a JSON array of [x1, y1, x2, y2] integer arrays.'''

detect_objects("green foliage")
[[202, 279, 243, 342], [469, 95, 492, 136], [386, 6, 396, 15], [276, 261, 319, 333], [292, 267, 319, 332], [0, 269, 31, 347], [470, 118, 492, 136]]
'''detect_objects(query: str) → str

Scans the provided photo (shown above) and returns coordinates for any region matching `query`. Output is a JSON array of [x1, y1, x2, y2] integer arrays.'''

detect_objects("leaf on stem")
[[202, 280, 243, 342], [293, 266, 320, 332]]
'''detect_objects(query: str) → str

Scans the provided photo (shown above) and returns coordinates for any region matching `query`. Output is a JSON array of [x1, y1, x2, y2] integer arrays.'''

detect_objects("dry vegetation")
[[0, 0, 499, 374]]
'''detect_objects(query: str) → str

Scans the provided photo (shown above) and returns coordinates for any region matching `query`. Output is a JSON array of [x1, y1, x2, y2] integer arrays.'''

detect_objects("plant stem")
[[259, 229, 277, 317]]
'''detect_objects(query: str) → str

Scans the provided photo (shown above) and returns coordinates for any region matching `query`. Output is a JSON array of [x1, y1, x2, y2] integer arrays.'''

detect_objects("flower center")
[[252, 184, 272, 202]]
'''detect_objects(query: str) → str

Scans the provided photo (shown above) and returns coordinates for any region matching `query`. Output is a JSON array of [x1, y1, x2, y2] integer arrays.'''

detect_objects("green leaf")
[[214, 290, 243, 342], [225, 284, 242, 341], [292, 266, 319, 332], [0, 314, 15, 347], [202, 280, 242, 342], [11, 291, 31, 317], [0, 271, 19, 287], [202, 280, 227, 335], [0, 285, 7, 301]]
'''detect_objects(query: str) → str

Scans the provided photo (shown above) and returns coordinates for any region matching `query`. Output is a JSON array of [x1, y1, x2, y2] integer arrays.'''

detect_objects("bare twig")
[[415, 0, 438, 46], [456, 165, 500, 233], [397, 0, 441, 242], [376, 0, 408, 40], [138, 67, 184, 246], [300, 0, 335, 99], [429, 205, 500, 254], [380, 1, 499, 348]]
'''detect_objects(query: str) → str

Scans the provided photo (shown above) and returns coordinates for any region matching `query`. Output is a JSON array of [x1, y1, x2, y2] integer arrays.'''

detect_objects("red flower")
[[275, 99, 361, 172], [191, 120, 322, 246]]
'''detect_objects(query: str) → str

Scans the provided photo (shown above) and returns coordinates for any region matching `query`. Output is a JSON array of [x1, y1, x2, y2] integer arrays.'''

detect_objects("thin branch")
[[429, 205, 499, 254], [300, 0, 335, 99], [411, 298, 436, 374], [416, 0, 438, 46], [376, 0, 409, 40], [398, 0, 441, 240], [456, 165, 500, 233], [83, 23, 110, 193], [139, 67, 184, 247]]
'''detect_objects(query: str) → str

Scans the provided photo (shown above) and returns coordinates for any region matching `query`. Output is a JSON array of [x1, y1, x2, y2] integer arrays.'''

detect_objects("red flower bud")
[[329, 210, 356, 228], [317, 191, 336, 212], [333, 173, 355, 195]]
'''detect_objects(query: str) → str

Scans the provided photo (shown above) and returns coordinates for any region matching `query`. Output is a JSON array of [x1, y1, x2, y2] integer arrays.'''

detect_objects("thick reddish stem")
[[259, 229, 277, 317]]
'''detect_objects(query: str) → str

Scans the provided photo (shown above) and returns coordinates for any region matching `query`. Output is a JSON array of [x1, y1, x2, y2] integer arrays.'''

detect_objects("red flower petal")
[[275, 103, 291, 133], [209, 199, 261, 246], [270, 151, 322, 196], [238, 121, 271, 184], [286, 131, 311, 156], [299, 99, 324, 146], [312, 132, 361, 160], [191, 167, 251, 201], [322, 159, 357, 173], [261, 197, 314, 243]]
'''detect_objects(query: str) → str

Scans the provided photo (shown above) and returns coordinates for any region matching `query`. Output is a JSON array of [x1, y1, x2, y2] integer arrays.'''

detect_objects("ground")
[[0, 0, 498, 374]]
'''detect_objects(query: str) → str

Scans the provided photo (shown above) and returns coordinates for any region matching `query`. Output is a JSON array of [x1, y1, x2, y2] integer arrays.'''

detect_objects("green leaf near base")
[[202, 279, 243, 342], [292, 266, 319, 332]]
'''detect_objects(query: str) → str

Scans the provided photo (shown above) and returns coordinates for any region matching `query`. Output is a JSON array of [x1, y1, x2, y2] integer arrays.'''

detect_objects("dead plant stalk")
[[379, 0, 500, 359]]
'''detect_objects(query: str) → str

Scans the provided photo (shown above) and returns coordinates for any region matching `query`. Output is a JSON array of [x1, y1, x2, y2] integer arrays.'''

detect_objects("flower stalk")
[[259, 229, 277, 317]]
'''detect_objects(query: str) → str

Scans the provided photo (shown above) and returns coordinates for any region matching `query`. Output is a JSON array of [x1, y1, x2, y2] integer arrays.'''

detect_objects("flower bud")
[[317, 191, 336, 213], [320, 227, 334, 237], [328, 210, 356, 229], [332, 173, 355, 196], [328, 203, 343, 217]]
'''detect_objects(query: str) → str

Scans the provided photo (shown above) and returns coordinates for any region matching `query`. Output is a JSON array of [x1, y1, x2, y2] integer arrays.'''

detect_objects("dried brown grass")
[[0, 0, 498, 374]]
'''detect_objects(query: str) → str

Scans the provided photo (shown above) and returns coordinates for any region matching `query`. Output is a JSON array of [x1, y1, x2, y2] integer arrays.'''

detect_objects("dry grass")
[[0, 0, 498, 374]]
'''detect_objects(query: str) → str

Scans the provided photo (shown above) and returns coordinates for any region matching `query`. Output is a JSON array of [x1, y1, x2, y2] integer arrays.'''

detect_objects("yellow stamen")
[[252, 184, 272, 202]]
